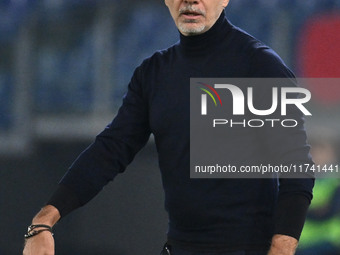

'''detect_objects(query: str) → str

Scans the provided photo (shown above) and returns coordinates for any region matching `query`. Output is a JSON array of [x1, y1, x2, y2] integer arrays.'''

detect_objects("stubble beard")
[[178, 21, 206, 35], [178, 5, 206, 35]]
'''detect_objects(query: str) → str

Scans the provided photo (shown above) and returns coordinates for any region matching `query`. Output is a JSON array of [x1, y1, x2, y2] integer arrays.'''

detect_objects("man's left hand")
[[268, 234, 298, 255]]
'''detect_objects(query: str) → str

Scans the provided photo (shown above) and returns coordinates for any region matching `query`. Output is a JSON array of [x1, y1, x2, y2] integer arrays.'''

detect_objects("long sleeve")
[[48, 64, 151, 217], [249, 48, 315, 240]]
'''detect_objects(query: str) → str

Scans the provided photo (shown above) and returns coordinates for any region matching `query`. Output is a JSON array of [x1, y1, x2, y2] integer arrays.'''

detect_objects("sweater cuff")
[[46, 184, 82, 218], [274, 194, 310, 240]]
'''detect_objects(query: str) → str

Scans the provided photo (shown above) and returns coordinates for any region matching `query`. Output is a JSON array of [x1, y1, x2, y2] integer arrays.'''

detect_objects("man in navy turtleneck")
[[23, 1, 314, 255]]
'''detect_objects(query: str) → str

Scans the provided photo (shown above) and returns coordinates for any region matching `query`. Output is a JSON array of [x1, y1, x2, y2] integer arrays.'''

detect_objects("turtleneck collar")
[[179, 10, 232, 56]]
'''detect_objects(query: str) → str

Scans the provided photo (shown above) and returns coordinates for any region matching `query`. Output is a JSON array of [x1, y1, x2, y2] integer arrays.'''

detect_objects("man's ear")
[[222, 0, 230, 8]]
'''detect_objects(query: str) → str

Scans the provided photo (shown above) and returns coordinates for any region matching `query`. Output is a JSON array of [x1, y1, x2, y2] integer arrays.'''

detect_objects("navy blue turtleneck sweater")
[[48, 11, 314, 251]]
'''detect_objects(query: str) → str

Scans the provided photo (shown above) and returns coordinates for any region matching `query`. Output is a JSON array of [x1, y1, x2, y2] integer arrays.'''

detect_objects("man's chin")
[[179, 24, 206, 36]]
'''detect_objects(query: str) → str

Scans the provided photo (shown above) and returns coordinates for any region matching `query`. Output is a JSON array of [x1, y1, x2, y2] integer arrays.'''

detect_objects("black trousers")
[[161, 245, 267, 255]]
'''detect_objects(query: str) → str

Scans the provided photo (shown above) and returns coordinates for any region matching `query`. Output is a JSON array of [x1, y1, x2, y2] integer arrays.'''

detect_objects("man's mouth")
[[181, 11, 202, 16], [179, 7, 205, 19]]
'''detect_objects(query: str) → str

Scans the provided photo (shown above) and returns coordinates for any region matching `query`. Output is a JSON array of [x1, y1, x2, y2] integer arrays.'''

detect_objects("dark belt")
[[160, 243, 171, 255]]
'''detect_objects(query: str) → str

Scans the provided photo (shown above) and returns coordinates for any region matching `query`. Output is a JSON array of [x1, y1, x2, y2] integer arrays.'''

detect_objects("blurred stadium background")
[[0, 0, 340, 254]]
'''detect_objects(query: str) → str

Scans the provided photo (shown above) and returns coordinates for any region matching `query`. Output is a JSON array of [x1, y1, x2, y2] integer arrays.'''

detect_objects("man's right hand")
[[23, 205, 61, 255], [23, 231, 55, 255]]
